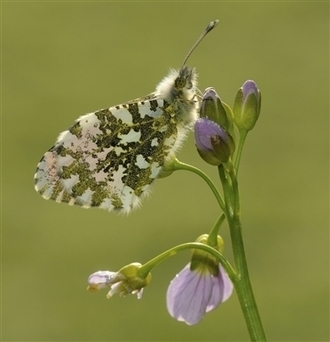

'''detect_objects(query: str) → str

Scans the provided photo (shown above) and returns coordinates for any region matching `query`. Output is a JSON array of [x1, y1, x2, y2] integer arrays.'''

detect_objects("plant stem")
[[207, 213, 225, 247], [227, 216, 267, 341], [234, 129, 248, 173], [219, 164, 267, 341], [139, 242, 236, 283]]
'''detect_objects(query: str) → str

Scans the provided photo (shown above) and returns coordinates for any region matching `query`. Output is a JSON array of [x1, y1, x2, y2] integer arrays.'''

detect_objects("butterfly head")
[[156, 66, 197, 104], [175, 65, 198, 98]]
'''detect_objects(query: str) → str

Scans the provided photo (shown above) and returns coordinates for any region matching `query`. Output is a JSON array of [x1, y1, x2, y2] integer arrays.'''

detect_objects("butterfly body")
[[34, 66, 198, 213]]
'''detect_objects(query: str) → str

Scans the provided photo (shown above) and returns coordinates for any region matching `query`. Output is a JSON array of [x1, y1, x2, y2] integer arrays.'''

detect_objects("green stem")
[[227, 216, 266, 341], [139, 242, 237, 284], [234, 129, 248, 173], [172, 158, 225, 211], [207, 213, 225, 247], [218, 165, 235, 217], [224, 161, 240, 215], [220, 164, 266, 341]]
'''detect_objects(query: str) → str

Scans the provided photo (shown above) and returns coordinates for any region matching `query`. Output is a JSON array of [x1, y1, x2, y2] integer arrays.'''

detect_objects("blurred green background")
[[2, 2, 328, 341]]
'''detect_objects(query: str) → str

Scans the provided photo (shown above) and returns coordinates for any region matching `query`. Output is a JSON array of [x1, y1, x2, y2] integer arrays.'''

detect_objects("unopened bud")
[[233, 80, 261, 131], [194, 118, 235, 165]]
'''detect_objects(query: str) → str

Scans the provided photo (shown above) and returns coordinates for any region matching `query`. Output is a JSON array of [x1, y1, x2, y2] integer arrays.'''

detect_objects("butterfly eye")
[[175, 76, 187, 90]]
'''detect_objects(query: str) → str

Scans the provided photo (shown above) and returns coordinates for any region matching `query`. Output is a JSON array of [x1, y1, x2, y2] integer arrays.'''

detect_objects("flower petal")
[[206, 265, 234, 312], [166, 263, 214, 325], [87, 270, 116, 290]]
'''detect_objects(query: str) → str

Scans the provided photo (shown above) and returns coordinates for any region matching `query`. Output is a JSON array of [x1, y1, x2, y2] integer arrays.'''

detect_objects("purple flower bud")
[[233, 80, 261, 131], [194, 118, 235, 165], [200, 87, 231, 130], [166, 263, 233, 325], [242, 80, 258, 100]]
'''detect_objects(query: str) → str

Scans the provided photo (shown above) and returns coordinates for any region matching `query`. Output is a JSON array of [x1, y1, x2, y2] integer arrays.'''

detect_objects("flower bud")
[[200, 87, 234, 132], [194, 118, 235, 165], [233, 80, 261, 131]]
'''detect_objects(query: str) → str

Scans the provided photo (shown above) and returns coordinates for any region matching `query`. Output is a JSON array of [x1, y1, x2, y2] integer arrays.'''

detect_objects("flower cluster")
[[194, 81, 260, 166]]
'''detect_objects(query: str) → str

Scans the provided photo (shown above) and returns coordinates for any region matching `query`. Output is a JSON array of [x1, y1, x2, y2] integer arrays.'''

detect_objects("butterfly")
[[34, 20, 219, 214]]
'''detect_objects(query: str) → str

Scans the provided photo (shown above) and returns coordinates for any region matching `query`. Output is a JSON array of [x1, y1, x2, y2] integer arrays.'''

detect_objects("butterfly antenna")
[[181, 19, 219, 67]]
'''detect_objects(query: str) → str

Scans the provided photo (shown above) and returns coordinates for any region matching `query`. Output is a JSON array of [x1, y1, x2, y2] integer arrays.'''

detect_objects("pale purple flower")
[[166, 263, 233, 325], [87, 264, 151, 299]]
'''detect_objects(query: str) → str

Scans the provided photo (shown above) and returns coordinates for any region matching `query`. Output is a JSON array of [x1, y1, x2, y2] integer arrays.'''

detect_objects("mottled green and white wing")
[[34, 99, 179, 213]]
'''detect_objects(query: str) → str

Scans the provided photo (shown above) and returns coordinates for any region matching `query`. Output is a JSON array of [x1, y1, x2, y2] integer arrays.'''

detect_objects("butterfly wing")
[[34, 99, 179, 213]]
